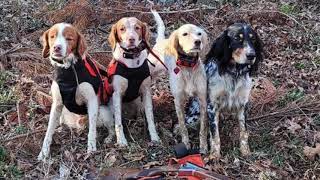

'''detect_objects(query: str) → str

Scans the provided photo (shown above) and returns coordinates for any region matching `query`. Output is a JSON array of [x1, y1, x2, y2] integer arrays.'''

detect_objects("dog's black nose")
[[194, 40, 201, 46], [246, 54, 256, 61]]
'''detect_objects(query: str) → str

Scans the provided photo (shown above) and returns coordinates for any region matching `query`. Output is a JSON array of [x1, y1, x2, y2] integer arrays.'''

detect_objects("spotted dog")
[[186, 23, 263, 159]]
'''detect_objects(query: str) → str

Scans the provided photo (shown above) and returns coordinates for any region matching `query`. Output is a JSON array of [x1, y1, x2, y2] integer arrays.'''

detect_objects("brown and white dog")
[[108, 17, 160, 146], [38, 23, 114, 161], [148, 11, 209, 153]]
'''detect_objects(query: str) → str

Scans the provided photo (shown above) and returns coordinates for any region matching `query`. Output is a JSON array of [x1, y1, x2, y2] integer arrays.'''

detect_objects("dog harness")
[[54, 56, 108, 115], [107, 59, 150, 102]]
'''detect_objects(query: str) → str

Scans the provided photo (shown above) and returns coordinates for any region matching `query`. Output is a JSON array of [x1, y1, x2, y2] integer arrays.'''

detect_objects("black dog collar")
[[120, 41, 147, 59], [51, 57, 64, 64], [226, 63, 251, 78]]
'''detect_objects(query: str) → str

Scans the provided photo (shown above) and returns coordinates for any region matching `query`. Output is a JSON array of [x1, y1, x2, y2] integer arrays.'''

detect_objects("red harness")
[[82, 55, 112, 105]]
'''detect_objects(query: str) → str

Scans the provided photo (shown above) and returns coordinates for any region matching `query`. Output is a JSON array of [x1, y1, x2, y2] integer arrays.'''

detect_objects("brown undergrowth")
[[0, 0, 319, 179]]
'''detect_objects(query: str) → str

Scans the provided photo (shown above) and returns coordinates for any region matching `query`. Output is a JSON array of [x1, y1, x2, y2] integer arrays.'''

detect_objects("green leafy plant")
[[14, 125, 28, 134], [279, 4, 297, 15], [0, 72, 17, 112], [278, 89, 304, 107], [294, 62, 305, 70]]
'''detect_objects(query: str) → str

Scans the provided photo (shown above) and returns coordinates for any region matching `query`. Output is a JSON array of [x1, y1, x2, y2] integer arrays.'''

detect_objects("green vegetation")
[[294, 62, 305, 70], [0, 72, 17, 112], [0, 146, 23, 179], [279, 4, 297, 15], [278, 89, 304, 107]]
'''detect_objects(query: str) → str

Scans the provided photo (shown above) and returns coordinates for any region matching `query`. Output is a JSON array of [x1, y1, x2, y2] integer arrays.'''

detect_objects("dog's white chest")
[[209, 74, 252, 110]]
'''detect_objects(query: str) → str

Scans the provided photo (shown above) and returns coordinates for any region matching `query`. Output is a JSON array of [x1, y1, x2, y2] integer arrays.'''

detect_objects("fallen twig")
[[103, 7, 216, 14], [249, 100, 320, 121], [2, 129, 46, 143]]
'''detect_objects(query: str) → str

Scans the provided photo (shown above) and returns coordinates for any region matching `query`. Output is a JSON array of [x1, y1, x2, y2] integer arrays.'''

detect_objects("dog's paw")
[[240, 145, 251, 157], [208, 152, 221, 161], [115, 142, 128, 148], [37, 151, 48, 162], [116, 138, 128, 148], [104, 136, 113, 145], [150, 134, 160, 143], [199, 146, 208, 155], [148, 140, 161, 147], [87, 142, 97, 153]]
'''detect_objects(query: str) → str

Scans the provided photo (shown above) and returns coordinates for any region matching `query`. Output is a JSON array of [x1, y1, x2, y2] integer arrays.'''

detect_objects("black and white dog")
[[186, 23, 263, 159]]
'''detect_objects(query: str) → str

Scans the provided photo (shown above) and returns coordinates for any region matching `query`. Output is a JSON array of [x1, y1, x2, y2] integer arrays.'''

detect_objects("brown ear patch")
[[166, 31, 179, 59], [140, 22, 150, 43], [108, 23, 119, 50], [77, 32, 87, 57], [41, 30, 50, 58]]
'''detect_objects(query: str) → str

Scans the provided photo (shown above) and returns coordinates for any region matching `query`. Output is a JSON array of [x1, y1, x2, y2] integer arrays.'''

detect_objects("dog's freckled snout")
[[128, 38, 135, 44], [54, 45, 62, 52]]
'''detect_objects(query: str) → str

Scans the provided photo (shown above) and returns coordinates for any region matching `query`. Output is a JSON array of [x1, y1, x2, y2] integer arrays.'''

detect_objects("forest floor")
[[0, 0, 319, 179]]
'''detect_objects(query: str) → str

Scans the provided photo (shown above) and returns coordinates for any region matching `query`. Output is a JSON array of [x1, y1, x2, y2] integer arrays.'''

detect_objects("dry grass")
[[0, 0, 319, 179]]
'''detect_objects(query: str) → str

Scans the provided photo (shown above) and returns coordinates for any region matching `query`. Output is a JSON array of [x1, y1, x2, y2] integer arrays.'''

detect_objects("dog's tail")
[[151, 9, 165, 43]]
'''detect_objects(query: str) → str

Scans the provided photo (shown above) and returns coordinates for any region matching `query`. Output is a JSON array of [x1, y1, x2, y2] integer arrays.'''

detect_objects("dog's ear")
[[166, 30, 179, 59], [108, 24, 118, 50], [41, 30, 50, 58], [141, 22, 150, 44], [77, 31, 87, 58], [200, 30, 209, 61], [250, 32, 263, 75], [206, 30, 231, 74]]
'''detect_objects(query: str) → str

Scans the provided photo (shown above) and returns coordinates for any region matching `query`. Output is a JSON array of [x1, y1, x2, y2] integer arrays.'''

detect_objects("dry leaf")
[[303, 143, 320, 161], [314, 132, 320, 141], [286, 120, 302, 133]]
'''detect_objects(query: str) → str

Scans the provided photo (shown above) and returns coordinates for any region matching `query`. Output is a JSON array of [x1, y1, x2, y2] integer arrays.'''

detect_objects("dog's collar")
[[119, 41, 147, 59], [176, 52, 199, 68], [51, 57, 64, 64], [226, 63, 251, 78]]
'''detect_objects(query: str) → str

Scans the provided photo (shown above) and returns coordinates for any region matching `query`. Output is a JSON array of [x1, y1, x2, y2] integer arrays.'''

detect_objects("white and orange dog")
[[148, 11, 209, 153], [38, 23, 114, 161], [108, 17, 161, 146]]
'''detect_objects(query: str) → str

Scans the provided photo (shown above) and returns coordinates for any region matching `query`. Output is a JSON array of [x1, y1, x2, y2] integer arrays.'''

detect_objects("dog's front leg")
[[208, 104, 221, 160], [141, 78, 160, 142], [238, 106, 250, 156], [86, 97, 98, 152], [198, 95, 208, 154], [173, 94, 190, 148], [38, 82, 63, 161], [99, 105, 115, 144], [112, 76, 128, 146], [77, 82, 98, 152]]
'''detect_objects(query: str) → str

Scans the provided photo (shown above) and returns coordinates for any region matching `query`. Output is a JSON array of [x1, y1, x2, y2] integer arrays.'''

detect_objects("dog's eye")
[[135, 26, 141, 30], [50, 35, 55, 39], [249, 34, 256, 40], [197, 32, 202, 36], [182, 32, 188, 36], [120, 27, 125, 32], [66, 38, 73, 41], [235, 34, 243, 41]]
